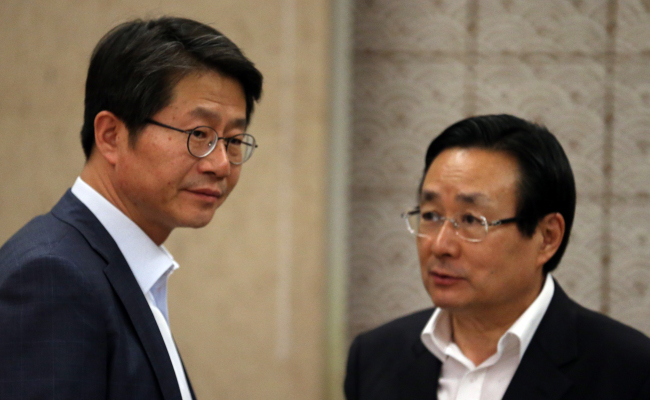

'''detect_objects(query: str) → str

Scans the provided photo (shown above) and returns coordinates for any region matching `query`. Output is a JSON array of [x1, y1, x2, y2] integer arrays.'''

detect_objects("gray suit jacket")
[[0, 190, 195, 400]]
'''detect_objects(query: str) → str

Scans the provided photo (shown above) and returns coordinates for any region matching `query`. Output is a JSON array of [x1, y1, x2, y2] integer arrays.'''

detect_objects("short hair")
[[80, 16, 263, 159], [419, 114, 576, 273]]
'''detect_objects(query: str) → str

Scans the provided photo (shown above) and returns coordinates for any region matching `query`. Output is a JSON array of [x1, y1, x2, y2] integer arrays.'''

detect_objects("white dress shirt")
[[421, 273, 555, 400], [71, 177, 192, 400]]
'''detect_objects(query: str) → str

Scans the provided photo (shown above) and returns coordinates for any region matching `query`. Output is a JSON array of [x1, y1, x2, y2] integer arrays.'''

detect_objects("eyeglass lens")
[[187, 127, 256, 164], [406, 211, 488, 242]]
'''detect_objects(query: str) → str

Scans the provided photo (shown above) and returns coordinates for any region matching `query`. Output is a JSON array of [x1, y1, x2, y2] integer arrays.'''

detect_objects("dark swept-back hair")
[[419, 114, 576, 274], [80, 16, 263, 159]]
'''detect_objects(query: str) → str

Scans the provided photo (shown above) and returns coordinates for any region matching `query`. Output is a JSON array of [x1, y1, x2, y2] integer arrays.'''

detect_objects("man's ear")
[[93, 111, 128, 166], [536, 212, 565, 267]]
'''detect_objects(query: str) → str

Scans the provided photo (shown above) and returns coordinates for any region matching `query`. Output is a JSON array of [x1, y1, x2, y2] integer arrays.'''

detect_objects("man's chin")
[[427, 289, 469, 311], [178, 212, 218, 229], [187, 220, 212, 229]]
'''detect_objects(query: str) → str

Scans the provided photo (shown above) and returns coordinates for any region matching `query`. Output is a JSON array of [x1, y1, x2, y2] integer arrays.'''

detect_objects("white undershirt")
[[71, 177, 192, 400], [421, 273, 555, 400]]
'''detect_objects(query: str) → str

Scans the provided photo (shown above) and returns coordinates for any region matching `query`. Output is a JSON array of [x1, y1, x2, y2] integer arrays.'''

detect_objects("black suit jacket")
[[0, 190, 195, 400], [345, 283, 650, 400]]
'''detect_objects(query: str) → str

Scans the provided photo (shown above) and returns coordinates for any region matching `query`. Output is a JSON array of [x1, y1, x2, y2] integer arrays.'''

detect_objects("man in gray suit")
[[0, 16, 262, 399]]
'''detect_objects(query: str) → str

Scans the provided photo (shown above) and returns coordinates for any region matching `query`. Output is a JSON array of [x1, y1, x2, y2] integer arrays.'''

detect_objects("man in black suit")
[[0, 17, 262, 399], [344, 115, 650, 400]]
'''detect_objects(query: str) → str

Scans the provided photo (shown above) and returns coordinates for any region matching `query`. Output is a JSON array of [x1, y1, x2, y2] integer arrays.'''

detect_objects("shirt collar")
[[71, 177, 178, 295], [421, 273, 555, 363], [506, 272, 555, 359]]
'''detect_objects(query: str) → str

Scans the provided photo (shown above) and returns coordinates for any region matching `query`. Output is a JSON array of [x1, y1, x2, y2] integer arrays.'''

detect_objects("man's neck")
[[448, 276, 545, 366], [450, 313, 512, 366], [80, 162, 170, 245]]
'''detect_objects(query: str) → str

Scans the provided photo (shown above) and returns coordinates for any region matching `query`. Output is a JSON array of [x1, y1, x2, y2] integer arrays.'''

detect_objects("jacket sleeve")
[[635, 374, 650, 400], [344, 335, 362, 400], [0, 255, 108, 399]]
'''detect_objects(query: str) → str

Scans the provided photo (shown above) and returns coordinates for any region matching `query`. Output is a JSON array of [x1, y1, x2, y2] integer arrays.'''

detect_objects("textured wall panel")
[[612, 60, 650, 196], [617, 0, 650, 53], [349, 189, 430, 335], [355, 0, 469, 52], [353, 56, 467, 191], [552, 202, 604, 311], [478, 0, 608, 53], [609, 58, 650, 333], [610, 205, 650, 334], [475, 59, 606, 197]]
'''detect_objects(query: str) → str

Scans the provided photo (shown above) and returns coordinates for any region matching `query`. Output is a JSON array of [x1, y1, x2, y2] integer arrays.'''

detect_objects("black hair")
[[420, 114, 576, 273], [80, 16, 263, 159]]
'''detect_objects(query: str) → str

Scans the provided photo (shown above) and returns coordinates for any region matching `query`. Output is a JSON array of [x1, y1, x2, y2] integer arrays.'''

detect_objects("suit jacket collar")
[[51, 190, 185, 400], [399, 280, 579, 400], [397, 338, 440, 398], [502, 280, 577, 400]]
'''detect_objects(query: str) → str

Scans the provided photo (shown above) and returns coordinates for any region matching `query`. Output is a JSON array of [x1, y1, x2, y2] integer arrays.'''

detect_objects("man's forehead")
[[162, 71, 248, 129], [419, 148, 521, 206]]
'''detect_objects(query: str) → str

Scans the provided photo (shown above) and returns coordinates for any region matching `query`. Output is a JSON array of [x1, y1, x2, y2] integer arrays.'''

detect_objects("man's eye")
[[460, 213, 482, 225], [190, 129, 209, 140], [421, 211, 441, 222], [227, 137, 243, 146]]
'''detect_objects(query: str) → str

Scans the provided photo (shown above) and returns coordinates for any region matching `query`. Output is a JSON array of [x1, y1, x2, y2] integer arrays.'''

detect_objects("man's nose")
[[197, 140, 231, 175], [430, 220, 460, 257]]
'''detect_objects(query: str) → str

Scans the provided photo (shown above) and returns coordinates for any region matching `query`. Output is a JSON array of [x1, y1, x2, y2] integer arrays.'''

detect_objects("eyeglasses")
[[145, 118, 257, 164], [401, 207, 520, 243]]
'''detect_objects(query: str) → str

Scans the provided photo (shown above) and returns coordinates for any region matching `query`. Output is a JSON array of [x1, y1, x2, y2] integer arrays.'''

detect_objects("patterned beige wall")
[[0, 1, 330, 399], [349, 0, 650, 339]]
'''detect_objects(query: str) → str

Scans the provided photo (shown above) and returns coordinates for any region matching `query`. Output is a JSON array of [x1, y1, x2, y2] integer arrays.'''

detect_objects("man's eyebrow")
[[229, 118, 248, 130], [419, 190, 490, 205], [190, 108, 247, 130], [456, 192, 490, 205], [419, 190, 438, 203], [190, 107, 221, 123]]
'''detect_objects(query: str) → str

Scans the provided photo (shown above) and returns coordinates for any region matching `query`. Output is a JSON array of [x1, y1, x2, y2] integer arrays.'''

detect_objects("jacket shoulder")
[[0, 212, 90, 267], [346, 308, 438, 400], [356, 308, 435, 345], [572, 300, 650, 361]]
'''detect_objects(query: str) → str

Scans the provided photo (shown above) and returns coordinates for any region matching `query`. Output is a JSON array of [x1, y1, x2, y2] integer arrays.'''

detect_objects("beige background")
[[349, 0, 650, 345], [0, 1, 331, 399]]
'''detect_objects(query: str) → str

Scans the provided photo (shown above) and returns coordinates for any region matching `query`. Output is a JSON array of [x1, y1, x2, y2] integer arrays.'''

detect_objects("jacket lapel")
[[502, 281, 578, 400], [103, 259, 183, 400], [181, 357, 197, 400], [502, 340, 572, 400], [397, 335, 441, 399], [53, 191, 182, 400]]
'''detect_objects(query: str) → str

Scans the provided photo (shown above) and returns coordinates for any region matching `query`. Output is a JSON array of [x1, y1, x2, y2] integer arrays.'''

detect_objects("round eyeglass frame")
[[145, 118, 258, 164], [400, 207, 520, 243]]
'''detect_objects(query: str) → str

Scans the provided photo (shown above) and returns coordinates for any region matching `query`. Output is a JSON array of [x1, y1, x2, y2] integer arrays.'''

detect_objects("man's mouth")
[[186, 187, 223, 200], [430, 270, 464, 285]]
